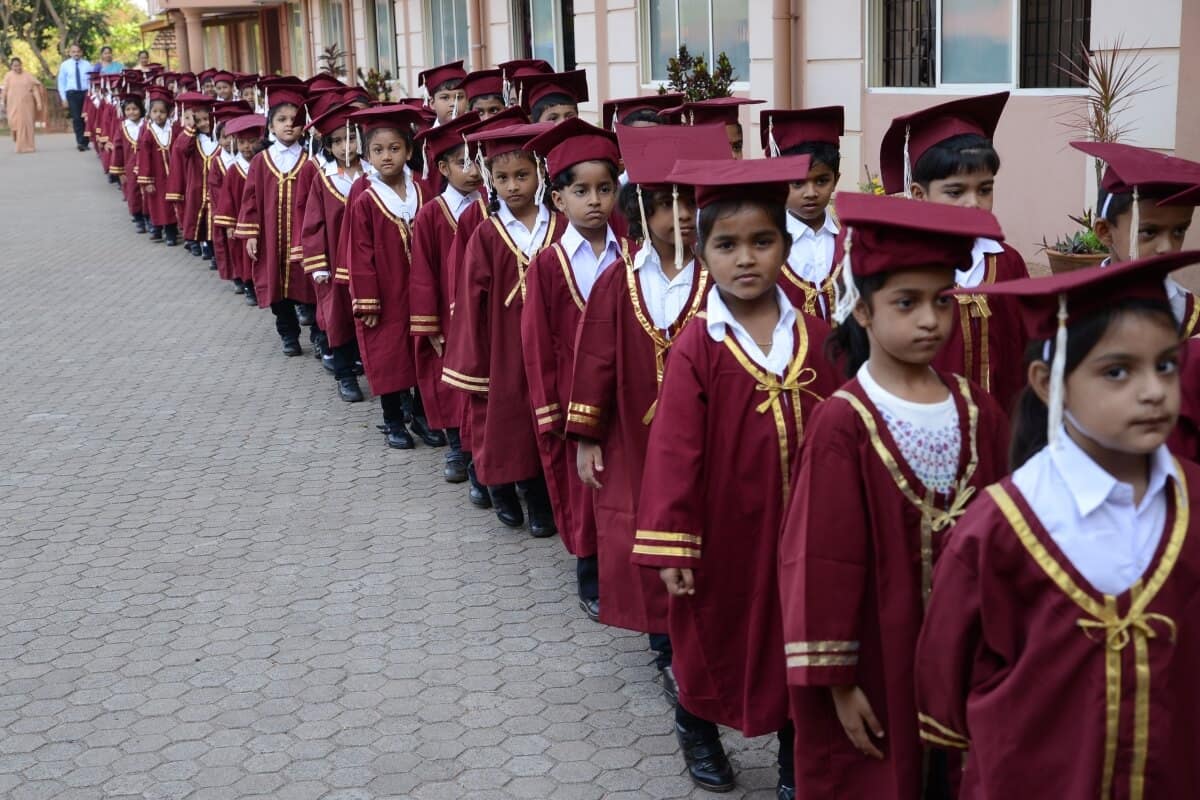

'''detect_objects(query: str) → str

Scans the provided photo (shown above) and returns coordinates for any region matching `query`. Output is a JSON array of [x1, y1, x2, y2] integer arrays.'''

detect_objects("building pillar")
[[183, 8, 206, 72], [171, 10, 191, 71]]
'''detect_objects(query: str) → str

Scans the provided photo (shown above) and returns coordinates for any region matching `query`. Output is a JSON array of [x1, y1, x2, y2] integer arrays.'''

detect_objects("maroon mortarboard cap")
[[88, 73, 104, 85], [198, 68, 216, 82], [498, 59, 554, 80], [1069, 140, 1200, 197], [145, 86, 174, 104], [211, 70, 236, 85], [122, 69, 143, 81], [601, 93, 685, 131], [833, 192, 1003, 280], [459, 106, 531, 156], [145, 63, 165, 70], [265, 87, 308, 115], [419, 60, 467, 94], [415, 110, 482, 162], [234, 73, 258, 89], [1160, 184, 1200, 207], [662, 96, 765, 126], [213, 101, 253, 123], [879, 91, 1009, 194], [956, 251, 1200, 341], [527, 117, 620, 178], [120, 89, 144, 104], [516, 69, 589, 114], [462, 69, 503, 101], [615, 123, 733, 187], [760, 106, 844, 155], [176, 91, 215, 110], [259, 75, 303, 88], [467, 122, 553, 160], [305, 73, 344, 92], [178, 72, 197, 84], [348, 104, 425, 134], [224, 114, 268, 137], [307, 87, 350, 120], [305, 101, 360, 135], [667, 155, 813, 208]]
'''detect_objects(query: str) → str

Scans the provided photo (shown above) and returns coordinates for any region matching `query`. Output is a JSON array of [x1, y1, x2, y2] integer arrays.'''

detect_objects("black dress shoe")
[[443, 451, 468, 483], [337, 377, 364, 402], [134, 216, 147, 234], [244, 288, 258, 306], [322, 353, 336, 373], [676, 723, 735, 793], [202, 241, 214, 260], [660, 665, 679, 706], [409, 416, 446, 447], [467, 463, 491, 508], [777, 782, 795, 800], [520, 478, 557, 538], [579, 597, 600, 622], [233, 280, 245, 295], [490, 485, 524, 528], [379, 422, 414, 449], [281, 338, 302, 357], [149, 227, 163, 241], [165, 235, 179, 247]]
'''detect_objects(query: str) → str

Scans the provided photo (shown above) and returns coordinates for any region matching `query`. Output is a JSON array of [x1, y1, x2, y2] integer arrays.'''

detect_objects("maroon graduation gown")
[[916, 465, 1200, 799], [168, 129, 221, 242], [300, 168, 357, 349], [346, 182, 420, 396], [110, 121, 144, 217], [135, 123, 175, 228], [778, 260, 840, 324], [213, 160, 250, 283], [234, 150, 316, 308], [208, 156, 232, 279], [1168, 339, 1200, 461], [520, 238, 630, 556], [565, 257, 710, 633], [779, 374, 1009, 800], [442, 211, 564, 485], [410, 195, 472, 430], [633, 311, 838, 737], [933, 243, 1029, 414]]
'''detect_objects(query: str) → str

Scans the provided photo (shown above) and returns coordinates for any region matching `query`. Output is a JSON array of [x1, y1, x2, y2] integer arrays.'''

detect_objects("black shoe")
[[134, 216, 147, 234], [443, 450, 468, 483], [296, 304, 314, 326], [165, 226, 179, 246], [149, 227, 163, 241], [490, 485, 524, 528], [322, 354, 335, 373], [337, 377, 364, 403], [281, 338, 302, 357], [467, 463, 491, 508], [354, 360, 364, 376], [77, 144, 89, 151], [676, 723, 735, 793], [776, 783, 795, 800], [184, 240, 197, 254], [521, 479, 557, 538], [165, 235, 179, 246], [579, 597, 600, 622], [233, 281, 245, 295], [409, 416, 446, 448], [660, 665, 679, 706], [202, 241, 214, 260], [379, 421, 414, 449]]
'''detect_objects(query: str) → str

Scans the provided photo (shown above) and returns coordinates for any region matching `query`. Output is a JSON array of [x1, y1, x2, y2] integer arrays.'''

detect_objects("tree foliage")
[[0, 0, 146, 76], [660, 45, 737, 102]]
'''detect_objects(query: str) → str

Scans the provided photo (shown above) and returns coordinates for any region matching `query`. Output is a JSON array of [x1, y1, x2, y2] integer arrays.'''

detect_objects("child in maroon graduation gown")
[[632, 156, 839, 795], [110, 91, 147, 233], [212, 114, 266, 305], [207, 102, 252, 280], [916, 251, 1200, 799], [566, 123, 732, 693], [880, 92, 1029, 413], [521, 118, 629, 614], [441, 122, 562, 535], [136, 86, 180, 246], [167, 92, 217, 259], [410, 111, 485, 480], [234, 87, 314, 356], [778, 193, 1011, 800]]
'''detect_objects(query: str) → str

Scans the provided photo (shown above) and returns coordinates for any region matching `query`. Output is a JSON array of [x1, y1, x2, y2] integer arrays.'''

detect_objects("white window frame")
[[639, 0, 751, 90], [425, 0, 469, 66], [511, 0, 563, 70], [866, 0, 1089, 97]]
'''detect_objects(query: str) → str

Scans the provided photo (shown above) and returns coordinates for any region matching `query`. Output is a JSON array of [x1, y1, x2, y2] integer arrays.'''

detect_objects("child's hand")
[[576, 441, 604, 488], [245, 239, 258, 260], [429, 334, 444, 356], [361, 314, 380, 328], [660, 568, 694, 596], [143, 183, 155, 194], [831, 685, 885, 759], [312, 270, 330, 284]]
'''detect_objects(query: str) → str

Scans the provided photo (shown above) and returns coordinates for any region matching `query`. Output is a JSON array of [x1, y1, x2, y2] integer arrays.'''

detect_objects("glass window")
[[322, 0, 347, 54], [374, 0, 397, 74], [427, 0, 469, 64], [644, 0, 749, 83], [290, 2, 306, 76], [940, 0, 1012, 84]]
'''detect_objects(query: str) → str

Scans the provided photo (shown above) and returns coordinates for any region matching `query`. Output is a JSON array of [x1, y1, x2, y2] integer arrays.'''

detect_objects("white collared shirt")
[[1100, 258, 1191, 327], [633, 245, 696, 330], [323, 158, 363, 195], [123, 118, 143, 139], [368, 169, 419, 223], [441, 184, 480, 223], [235, 153, 251, 172], [958, 237, 1006, 288], [220, 149, 237, 168], [149, 121, 171, 147], [268, 140, 303, 173], [705, 286, 796, 375], [1012, 430, 1176, 596], [786, 211, 839, 284], [197, 132, 220, 158], [559, 223, 621, 301], [497, 200, 551, 257]]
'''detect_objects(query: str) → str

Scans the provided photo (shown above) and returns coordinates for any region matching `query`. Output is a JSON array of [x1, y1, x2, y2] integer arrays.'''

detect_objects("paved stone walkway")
[[0, 134, 780, 799]]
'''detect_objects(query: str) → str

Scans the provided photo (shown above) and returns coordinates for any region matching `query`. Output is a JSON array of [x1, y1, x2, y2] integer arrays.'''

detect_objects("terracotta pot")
[[1046, 250, 1107, 275]]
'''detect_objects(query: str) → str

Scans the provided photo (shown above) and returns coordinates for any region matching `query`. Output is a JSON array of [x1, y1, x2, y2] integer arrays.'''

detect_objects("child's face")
[[327, 128, 360, 165], [220, 132, 234, 151], [236, 134, 259, 159], [124, 103, 142, 122], [725, 123, 744, 160], [470, 95, 506, 119], [1096, 202, 1194, 264], [367, 129, 411, 181], [853, 266, 956, 368], [490, 151, 539, 214], [430, 84, 467, 123], [149, 102, 169, 125], [214, 81, 234, 101], [645, 187, 698, 256], [912, 168, 995, 211], [240, 86, 256, 104], [536, 104, 578, 124], [551, 161, 616, 233], [202, 79, 215, 96], [1044, 311, 1181, 456], [437, 144, 482, 195], [192, 109, 211, 134], [787, 162, 839, 223], [271, 105, 301, 145], [701, 204, 787, 303]]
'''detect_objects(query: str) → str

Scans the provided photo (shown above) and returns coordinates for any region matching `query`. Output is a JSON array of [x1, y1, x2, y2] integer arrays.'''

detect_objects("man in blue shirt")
[[57, 43, 93, 150]]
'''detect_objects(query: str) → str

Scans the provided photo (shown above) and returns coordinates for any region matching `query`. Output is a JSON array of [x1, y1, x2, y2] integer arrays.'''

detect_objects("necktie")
[[74, 59, 81, 91]]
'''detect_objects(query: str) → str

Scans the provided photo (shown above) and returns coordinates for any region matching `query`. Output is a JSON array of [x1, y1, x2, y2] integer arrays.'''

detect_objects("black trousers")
[[270, 300, 300, 340], [676, 704, 795, 787], [330, 342, 358, 381], [379, 390, 411, 425], [66, 91, 87, 147], [649, 632, 672, 669], [576, 556, 599, 602]]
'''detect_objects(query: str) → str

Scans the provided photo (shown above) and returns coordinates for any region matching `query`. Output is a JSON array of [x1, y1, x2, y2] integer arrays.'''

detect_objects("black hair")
[[9, 57, 21, 66], [485, 149, 539, 214], [912, 133, 1000, 189], [782, 141, 842, 175], [531, 92, 577, 122], [363, 125, 414, 148], [430, 78, 463, 95], [825, 272, 890, 377], [550, 160, 620, 192], [1099, 186, 1177, 225], [436, 141, 467, 165], [122, 97, 145, 116], [617, 182, 677, 241], [695, 198, 791, 255], [148, 98, 170, 112], [319, 128, 356, 164], [1009, 297, 1179, 469], [470, 93, 505, 110], [100, 45, 113, 54], [267, 102, 301, 125], [619, 108, 663, 126], [137, 49, 150, 58]]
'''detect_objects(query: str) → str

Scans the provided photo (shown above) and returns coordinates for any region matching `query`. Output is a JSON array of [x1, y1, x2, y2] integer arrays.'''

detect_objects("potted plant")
[[1039, 210, 1108, 274]]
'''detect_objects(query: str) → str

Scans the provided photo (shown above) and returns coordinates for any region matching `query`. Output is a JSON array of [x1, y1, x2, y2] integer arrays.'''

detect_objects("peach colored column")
[[183, 8, 205, 72], [1177, 0, 1200, 160]]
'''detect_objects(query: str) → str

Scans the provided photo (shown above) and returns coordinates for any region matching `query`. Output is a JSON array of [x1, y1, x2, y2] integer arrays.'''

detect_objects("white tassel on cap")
[[1129, 185, 1141, 262], [671, 184, 684, 272], [767, 116, 781, 158], [903, 125, 913, 199], [344, 120, 352, 168], [476, 147, 493, 196], [533, 153, 547, 209], [636, 185, 651, 245], [1047, 294, 1069, 448], [422, 139, 430, 180], [831, 228, 858, 324]]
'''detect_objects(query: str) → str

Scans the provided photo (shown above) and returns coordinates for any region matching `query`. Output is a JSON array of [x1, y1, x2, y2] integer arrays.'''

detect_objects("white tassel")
[[1100, 192, 1113, 221], [502, 73, 512, 106], [422, 139, 430, 180], [1047, 294, 1069, 448], [636, 185, 650, 244], [767, 116, 781, 158], [672, 184, 684, 273], [476, 148, 493, 196], [533, 154, 547, 208], [344, 120, 352, 169], [1129, 185, 1141, 262], [903, 125, 913, 198], [832, 228, 858, 324]]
